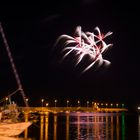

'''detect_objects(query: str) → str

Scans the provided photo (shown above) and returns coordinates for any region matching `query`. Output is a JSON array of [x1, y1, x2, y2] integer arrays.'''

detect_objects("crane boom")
[[0, 22, 29, 107]]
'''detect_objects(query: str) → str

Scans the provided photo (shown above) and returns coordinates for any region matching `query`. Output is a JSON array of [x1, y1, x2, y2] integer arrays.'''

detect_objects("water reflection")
[[138, 114, 140, 140], [20, 112, 126, 140], [116, 113, 119, 140], [111, 115, 113, 140], [69, 112, 122, 140], [66, 112, 70, 140], [45, 113, 49, 140], [53, 113, 57, 140], [121, 112, 125, 140], [40, 114, 44, 140]]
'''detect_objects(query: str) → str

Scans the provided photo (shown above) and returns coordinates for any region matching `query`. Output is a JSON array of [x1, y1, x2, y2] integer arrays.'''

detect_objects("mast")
[[0, 22, 29, 107]]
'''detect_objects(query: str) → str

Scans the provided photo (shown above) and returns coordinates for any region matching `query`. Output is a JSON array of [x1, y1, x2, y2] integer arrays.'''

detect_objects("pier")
[[19, 107, 128, 114]]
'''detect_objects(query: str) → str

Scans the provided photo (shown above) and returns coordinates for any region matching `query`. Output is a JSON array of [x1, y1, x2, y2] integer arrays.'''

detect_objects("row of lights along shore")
[[23, 98, 124, 108], [4, 97, 125, 108]]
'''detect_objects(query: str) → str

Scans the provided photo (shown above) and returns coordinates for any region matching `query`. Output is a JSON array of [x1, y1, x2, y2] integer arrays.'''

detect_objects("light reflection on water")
[[69, 112, 121, 140], [13, 111, 140, 140], [138, 115, 140, 140], [23, 112, 125, 140]]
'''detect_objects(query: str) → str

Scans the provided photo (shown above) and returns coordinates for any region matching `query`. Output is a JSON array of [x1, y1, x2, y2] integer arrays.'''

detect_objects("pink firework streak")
[[55, 26, 113, 73]]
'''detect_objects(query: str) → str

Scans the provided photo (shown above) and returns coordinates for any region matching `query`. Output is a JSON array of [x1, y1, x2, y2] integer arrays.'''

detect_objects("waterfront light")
[[67, 100, 69, 107], [87, 101, 89, 107], [54, 99, 57, 107], [46, 103, 49, 107], [116, 103, 119, 107], [77, 100, 80, 107], [5, 97, 8, 105], [41, 99, 44, 107], [122, 104, 124, 108], [138, 107, 140, 110], [111, 103, 113, 107]]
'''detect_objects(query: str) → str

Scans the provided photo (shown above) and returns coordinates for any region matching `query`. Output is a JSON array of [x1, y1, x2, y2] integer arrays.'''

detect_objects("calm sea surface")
[[15, 112, 139, 140]]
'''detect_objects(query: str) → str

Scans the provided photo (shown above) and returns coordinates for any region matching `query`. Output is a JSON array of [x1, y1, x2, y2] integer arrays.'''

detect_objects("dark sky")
[[0, 1, 140, 108]]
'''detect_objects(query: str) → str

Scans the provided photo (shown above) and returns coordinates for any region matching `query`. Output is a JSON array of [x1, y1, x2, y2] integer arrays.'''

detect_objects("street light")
[[122, 103, 124, 108], [5, 97, 8, 101], [54, 99, 57, 107], [25, 98, 29, 105], [67, 100, 69, 107], [26, 98, 29, 102], [77, 100, 80, 107], [46, 103, 49, 107], [5, 97, 8, 104], [87, 101, 89, 107], [41, 99, 44, 107]]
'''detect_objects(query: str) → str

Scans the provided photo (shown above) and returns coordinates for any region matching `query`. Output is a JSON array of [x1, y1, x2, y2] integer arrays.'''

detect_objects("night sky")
[[0, 1, 140, 108]]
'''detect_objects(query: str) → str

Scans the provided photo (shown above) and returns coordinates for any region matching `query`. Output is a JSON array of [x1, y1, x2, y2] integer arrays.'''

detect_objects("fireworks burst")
[[55, 26, 113, 73]]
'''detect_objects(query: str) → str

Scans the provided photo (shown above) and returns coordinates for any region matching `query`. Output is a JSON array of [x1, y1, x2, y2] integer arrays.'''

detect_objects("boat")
[[0, 135, 25, 140], [0, 121, 32, 137], [0, 95, 32, 137]]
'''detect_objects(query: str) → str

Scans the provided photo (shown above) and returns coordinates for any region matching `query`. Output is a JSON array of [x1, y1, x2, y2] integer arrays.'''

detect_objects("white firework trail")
[[55, 26, 113, 73]]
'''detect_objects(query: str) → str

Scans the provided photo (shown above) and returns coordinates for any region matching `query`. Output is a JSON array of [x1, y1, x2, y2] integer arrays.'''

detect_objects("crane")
[[0, 22, 29, 107]]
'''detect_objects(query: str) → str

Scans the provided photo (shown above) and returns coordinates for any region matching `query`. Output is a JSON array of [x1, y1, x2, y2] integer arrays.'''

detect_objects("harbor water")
[[14, 112, 139, 140]]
